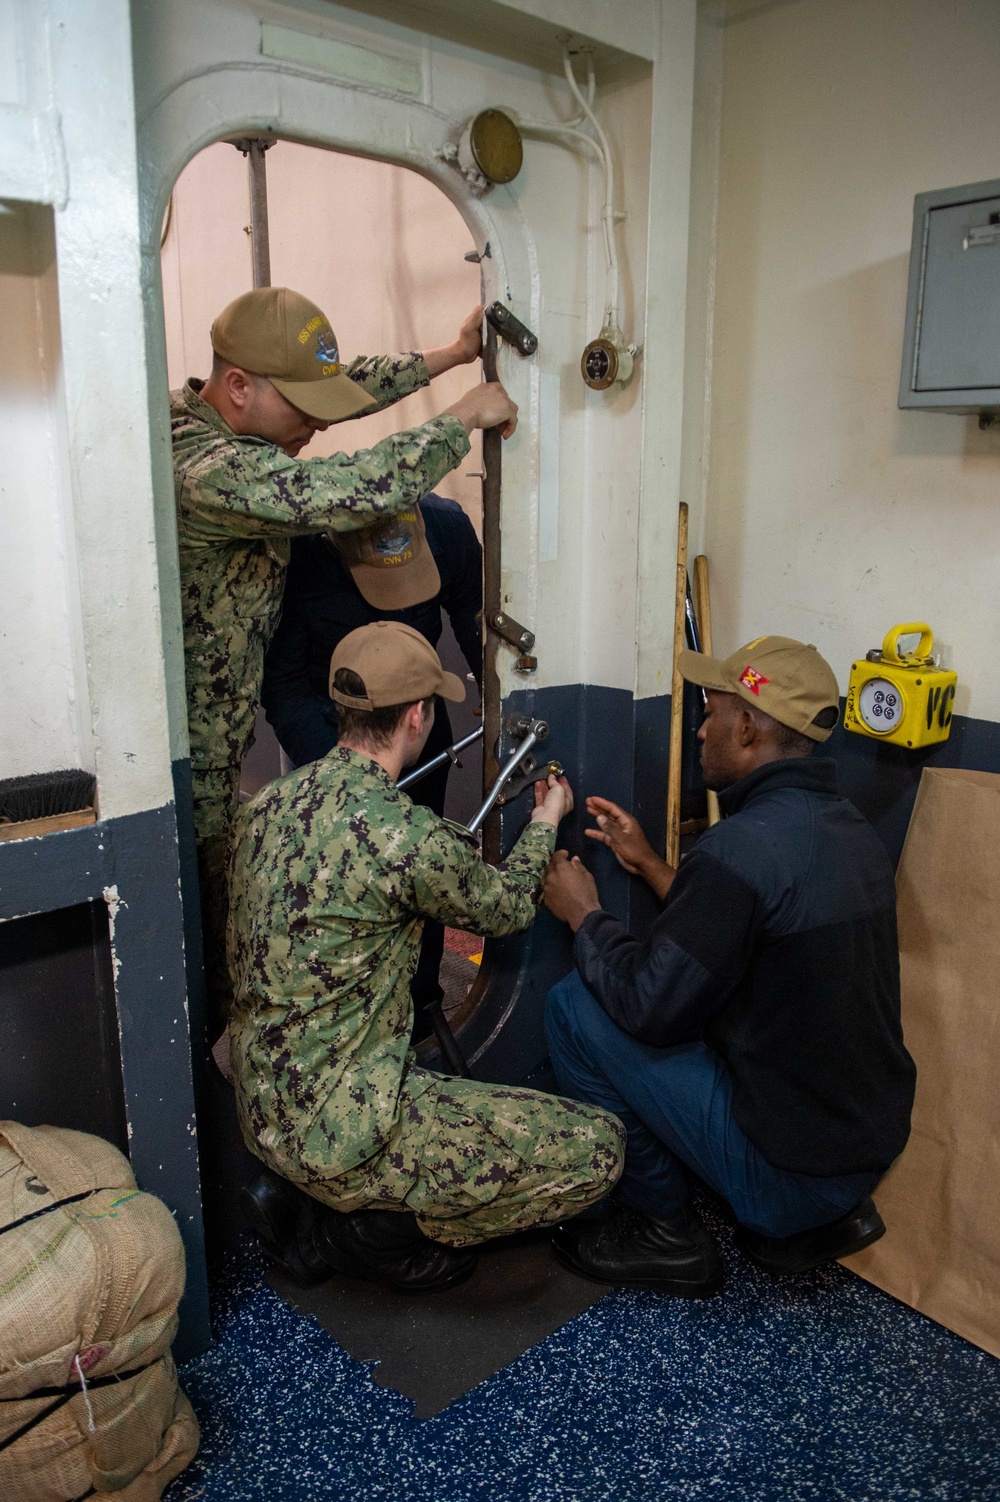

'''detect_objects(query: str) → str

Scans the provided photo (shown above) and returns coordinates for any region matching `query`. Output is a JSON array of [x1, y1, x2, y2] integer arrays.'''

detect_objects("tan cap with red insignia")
[[678, 636, 840, 742]]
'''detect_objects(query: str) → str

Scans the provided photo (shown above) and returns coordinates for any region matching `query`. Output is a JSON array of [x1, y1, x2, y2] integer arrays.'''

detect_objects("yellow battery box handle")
[[881, 622, 935, 666]]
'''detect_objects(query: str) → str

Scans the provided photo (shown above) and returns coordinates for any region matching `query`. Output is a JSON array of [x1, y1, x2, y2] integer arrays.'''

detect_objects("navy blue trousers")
[[545, 970, 879, 1237]]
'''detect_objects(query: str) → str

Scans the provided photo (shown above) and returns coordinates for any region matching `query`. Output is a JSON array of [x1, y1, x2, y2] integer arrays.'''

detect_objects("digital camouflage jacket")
[[171, 357, 470, 773], [227, 747, 558, 1181]]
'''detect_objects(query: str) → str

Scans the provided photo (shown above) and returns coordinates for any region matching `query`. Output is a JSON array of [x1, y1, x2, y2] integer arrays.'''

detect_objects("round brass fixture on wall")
[[581, 335, 619, 390], [467, 109, 523, 185], [581, 323, 639, 391]]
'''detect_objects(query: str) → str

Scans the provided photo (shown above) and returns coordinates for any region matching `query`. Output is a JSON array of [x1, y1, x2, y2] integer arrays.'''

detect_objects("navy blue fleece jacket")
[[574, 758, 916, 1176]]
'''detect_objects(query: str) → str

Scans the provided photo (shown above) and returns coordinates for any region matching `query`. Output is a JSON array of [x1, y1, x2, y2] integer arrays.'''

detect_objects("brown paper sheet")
[[844, 767, 1000, 1356]]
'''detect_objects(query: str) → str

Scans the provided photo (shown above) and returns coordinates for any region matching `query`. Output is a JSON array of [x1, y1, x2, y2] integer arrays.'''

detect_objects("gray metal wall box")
[[899, 176, 1000, 413]]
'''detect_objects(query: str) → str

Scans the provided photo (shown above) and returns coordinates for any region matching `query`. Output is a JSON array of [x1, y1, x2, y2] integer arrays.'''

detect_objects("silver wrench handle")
[[467, 722, 549, 835], [397, 725, 484, 791]]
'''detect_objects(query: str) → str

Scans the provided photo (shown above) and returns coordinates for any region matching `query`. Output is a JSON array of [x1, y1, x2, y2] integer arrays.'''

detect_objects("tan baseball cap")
[[332, 508, 441, 610], [211, 287, 376, 422], [329, 621, 465, 709], [678, 635, 840, 742]]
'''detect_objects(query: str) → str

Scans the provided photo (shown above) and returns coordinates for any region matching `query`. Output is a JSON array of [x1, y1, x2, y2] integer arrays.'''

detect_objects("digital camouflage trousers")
[[259, 1069, 626, 1247]]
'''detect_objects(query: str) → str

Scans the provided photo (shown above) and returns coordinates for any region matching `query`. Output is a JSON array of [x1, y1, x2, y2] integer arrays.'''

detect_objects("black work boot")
[[240, 1169, 333, 1288], [315, 1206, 479, 1294], [736, 1197, 885, 1275], [551, 1204, 724, 1298]]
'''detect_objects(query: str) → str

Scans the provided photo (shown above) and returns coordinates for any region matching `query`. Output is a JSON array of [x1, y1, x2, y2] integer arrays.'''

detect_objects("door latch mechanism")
[[485, 302, 539, 357], [496, 759, 565, 807], [487, 610, 537, 673]]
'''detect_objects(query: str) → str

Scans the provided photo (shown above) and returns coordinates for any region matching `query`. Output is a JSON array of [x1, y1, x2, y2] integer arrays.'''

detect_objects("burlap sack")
[[845, 767, 1000, 1355], [0, 1122, 199, 1500]]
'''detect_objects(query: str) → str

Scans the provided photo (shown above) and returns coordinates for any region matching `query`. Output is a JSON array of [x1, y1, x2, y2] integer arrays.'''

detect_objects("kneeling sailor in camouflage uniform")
[[229, 621, 624, 1291]]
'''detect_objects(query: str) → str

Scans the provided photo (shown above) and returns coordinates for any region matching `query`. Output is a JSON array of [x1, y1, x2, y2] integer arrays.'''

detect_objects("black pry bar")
[[685, 574, 708, 707], [420, 997, 470, 1077], [485, 302, 539, 356]]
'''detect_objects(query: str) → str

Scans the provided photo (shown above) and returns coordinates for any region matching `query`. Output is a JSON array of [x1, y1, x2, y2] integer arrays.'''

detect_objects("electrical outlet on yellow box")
[[844, 622, 956, 749]]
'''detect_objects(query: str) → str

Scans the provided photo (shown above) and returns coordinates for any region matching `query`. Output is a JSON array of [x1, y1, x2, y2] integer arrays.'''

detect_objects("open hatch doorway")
[[160, 136, 489, 1043]]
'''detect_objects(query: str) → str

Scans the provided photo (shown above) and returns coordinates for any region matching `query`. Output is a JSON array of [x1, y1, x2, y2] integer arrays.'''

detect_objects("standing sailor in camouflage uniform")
[[229, 622, 624, 1292], [171, 286, 516, 1029]]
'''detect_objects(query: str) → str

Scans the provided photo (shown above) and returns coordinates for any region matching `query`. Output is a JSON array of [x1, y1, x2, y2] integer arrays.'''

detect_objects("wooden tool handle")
[[693, 554, 721, 828], [666, 504, 689, 867]]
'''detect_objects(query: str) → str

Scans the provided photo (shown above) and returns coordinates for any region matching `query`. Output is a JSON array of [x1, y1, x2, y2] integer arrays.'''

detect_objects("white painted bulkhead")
[[0, 0, 173, 817], [0, 0, 697, 820], [130, 0, 693, 787], [132, 0, 697, 783], [0, 199, 92, 780], [6, 0, 1000, 835], [688, 0, 1000, 724]]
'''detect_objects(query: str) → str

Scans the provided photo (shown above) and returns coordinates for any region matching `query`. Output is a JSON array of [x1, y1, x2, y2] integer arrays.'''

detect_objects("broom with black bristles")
[[0, 769, 97, 842]]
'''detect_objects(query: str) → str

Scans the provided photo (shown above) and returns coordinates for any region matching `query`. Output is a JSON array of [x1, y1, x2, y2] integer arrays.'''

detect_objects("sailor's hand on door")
[[423, 305, 484, 376], [530, 773, 574, 828], [585, 796, 677, 900], [445, 382, 518, 438], [453, 304, 484, 363], [584, 797, 654, 875], [542, 850, 601, 931]]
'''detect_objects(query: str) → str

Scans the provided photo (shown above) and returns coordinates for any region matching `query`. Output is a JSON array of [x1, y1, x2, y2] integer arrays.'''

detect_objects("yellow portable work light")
[[844, 623, 956, 749]]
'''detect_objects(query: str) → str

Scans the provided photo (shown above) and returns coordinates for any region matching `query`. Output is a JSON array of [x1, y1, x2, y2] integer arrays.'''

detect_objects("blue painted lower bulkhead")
[[0, 797, 211, 1359]]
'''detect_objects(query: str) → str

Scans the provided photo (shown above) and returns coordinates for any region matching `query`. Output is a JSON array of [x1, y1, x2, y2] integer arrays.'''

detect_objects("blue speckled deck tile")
[[165, 1206, 1000, 1502]]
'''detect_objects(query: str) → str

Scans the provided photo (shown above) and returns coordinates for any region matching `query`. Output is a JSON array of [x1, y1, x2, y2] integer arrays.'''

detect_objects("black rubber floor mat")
[[268, 1236, 606, 1418]]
